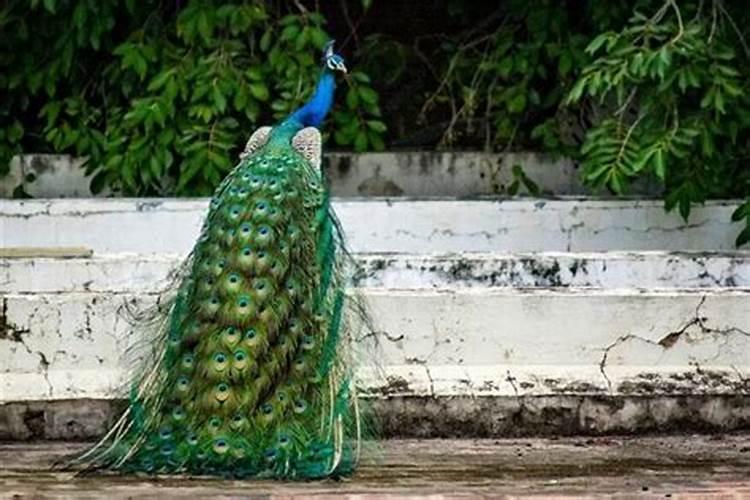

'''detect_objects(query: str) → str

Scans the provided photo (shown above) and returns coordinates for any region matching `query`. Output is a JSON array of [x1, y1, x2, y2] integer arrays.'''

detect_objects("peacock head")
[[322, 40, 347, 74]]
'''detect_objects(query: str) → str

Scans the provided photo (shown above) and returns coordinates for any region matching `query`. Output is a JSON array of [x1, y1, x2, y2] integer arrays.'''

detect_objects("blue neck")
[[289, 70, 336, 128]]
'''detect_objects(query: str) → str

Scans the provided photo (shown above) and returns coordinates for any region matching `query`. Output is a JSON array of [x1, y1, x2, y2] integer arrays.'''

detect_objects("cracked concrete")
[[597, 294, 750, 391], [1, 199, 746, 253], [1, 198, 749, 439], [5, 288, 748, 404]]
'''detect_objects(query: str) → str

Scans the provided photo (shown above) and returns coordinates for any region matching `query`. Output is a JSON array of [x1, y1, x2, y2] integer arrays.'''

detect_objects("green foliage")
[[565, 0, 750, 245], [415, 1, 590, 153], [2, 0, 749, 245], [0, 0, 384, 195]]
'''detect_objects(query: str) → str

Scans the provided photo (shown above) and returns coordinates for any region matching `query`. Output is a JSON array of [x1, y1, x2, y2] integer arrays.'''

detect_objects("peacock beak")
[[338, 62, 347, 74]]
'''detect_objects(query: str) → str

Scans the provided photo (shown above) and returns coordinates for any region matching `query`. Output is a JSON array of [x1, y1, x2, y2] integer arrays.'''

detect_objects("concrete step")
[[1, 198, 746, 253], [2, 288, 748, 401], [2, 251, 750, 293]]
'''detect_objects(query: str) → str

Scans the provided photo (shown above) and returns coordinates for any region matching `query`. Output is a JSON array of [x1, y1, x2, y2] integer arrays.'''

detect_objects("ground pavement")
[[1, 435, 749, 498]]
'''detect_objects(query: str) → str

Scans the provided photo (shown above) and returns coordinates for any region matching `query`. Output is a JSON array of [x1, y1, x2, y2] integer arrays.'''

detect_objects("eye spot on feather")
[[181, 353, 194, 369], [212, 352, 228, 372], [208, 416, 222, 430], [216, 382, 230, 402], [186, 432, 199, 446], [172, 407, 186, 421], [244, 328, 256, 340], [176, 376, 190, 391], [242, 247, 252, 256], [302, 335, 315, 350], [158, 426, 173, 440], [293, 398, 307, 413], [261, 403, 273, 415], [278, 434, 290, 447], [212, 438, 229, 455]]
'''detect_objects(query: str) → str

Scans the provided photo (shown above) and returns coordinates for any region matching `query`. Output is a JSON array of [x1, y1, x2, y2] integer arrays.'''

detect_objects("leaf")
[[358, 87, 378, 105], [212, 86, 226, 113], [260, 30, 272, 52], [652, 148, 666, 180], [507, 93, 527, 113], [366, 120, 387, 133], [497, 57, 513, 79], [354, 130, 368, 152], [737, 225, 750, 248], [558, 51, 572, 77], [586, 33, 610, 55], [731, 201, 750, 222], [346, 88, 359, 109], [249, 82, 269, 101]]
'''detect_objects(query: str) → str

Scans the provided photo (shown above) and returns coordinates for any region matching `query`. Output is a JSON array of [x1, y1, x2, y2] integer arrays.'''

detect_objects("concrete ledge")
[[2, 395, 749, 440], [1, 198, 746, 252], [2, 251, 750, 293]]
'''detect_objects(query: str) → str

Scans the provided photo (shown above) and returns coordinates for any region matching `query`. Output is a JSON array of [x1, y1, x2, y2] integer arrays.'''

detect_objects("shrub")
[[0, 0, 384, 196]]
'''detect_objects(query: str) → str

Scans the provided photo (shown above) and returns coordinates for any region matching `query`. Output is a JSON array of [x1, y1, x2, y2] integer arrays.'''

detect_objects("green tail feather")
[[74, 136, 367, 479]]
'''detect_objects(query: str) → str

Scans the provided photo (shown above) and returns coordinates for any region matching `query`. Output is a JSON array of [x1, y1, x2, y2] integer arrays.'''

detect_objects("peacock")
[[73, 41, 367, 479]]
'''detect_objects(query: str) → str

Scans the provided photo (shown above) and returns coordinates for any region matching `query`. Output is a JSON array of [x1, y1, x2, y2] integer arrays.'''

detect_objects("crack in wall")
[[598, 294, 750, 391]]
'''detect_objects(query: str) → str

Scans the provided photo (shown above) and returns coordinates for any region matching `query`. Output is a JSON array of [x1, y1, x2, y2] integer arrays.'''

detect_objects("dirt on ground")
[[1, 435, 749, 498]]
